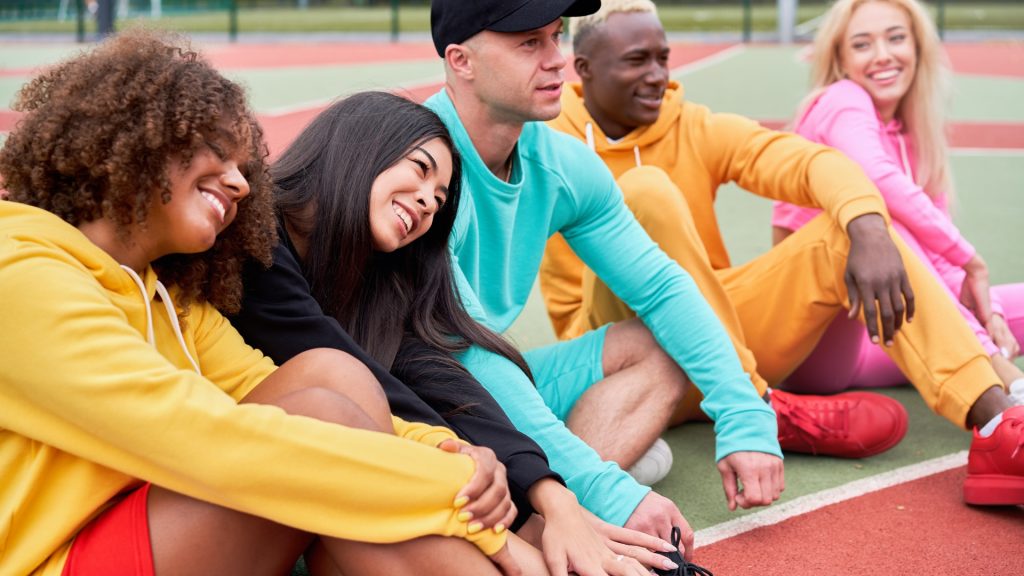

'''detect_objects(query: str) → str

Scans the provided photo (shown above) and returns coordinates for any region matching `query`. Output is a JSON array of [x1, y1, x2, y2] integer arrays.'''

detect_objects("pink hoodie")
[[773, 79, 1005, 321]]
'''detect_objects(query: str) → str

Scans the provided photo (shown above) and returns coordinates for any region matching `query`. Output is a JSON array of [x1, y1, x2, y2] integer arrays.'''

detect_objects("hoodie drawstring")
[[584, 121, 643, 168], [896, 131, 914, 181], [120, 265, 201, 374]]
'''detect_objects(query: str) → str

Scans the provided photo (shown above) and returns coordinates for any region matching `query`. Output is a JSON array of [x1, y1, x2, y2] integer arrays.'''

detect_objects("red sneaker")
[[964, 405, 1024, 505], [771, 389, 908, 458]]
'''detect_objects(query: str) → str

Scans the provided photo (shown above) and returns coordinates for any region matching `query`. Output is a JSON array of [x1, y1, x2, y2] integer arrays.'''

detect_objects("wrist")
[[527, 478, 579, 517], [845, 213, 887, 240]]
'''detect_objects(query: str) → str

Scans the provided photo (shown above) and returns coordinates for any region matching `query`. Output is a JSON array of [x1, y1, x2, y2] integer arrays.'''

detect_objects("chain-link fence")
[[1, 0, 1021, 42]]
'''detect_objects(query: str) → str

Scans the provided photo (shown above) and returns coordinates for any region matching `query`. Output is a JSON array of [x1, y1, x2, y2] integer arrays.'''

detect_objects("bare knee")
[[247, 348, 392, 431], [605, 319, 688, 404], [276, 386, 388, 433]]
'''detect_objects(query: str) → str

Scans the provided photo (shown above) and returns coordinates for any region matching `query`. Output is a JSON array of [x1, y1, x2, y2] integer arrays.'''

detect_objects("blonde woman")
[[773, 0, 1023, 399], [771, 0, 1024, 505]]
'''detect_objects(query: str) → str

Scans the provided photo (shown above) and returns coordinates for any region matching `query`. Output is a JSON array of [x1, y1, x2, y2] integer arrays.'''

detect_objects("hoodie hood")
[[0, 201, 200, 372], [550, 80, 685, 159]]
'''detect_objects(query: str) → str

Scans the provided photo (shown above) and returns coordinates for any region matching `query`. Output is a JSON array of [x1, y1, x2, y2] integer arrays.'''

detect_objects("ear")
[[574, 54, 592, 80], [444, 43, 475, 80]]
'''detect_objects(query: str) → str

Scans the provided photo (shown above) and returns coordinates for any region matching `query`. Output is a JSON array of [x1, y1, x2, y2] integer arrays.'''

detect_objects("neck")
[[446, 84, 522, 180], [78, 219, 150, 273]]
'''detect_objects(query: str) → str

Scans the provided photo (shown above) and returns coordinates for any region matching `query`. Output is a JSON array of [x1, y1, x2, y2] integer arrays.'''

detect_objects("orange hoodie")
[[547, 81, 888, 270]]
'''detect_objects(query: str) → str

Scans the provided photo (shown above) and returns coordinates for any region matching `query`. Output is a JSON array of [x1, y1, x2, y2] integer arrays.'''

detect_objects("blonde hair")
[[801, 0, 952, 199], [570, 0, 657, 52]]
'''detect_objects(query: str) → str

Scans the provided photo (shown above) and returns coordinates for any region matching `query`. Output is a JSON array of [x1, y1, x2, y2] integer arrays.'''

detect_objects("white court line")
[[694, 450, 968, 549]]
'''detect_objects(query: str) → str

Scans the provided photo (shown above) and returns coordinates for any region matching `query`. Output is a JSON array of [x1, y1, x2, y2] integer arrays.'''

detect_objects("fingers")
[[717, 460, 739, 511], [607, 541, 678, 573], [901, 272, 915, 323], [845, 271, 862, 321], [450, 444, 515, 531], [451, 444, 492, 507], [677, 520, 695, 562], [601, 523, 675, 553], [490, 544, 524, 576]]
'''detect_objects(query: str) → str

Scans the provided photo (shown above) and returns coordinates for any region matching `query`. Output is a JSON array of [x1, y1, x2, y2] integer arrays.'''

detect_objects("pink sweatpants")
[[782, 220, 1024, 394]]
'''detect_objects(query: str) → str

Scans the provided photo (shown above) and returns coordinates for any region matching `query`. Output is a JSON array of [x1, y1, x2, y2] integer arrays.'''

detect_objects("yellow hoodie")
[[0, 201, 504, 576], [547, 81, 887, 270]]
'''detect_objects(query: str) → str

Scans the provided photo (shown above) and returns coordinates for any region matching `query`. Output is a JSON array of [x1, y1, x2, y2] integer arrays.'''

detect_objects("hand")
[[439, 439, 517, 532], [716, 451, 784, 511], [526, 479, 650, 575], [623, 491, 694, 561], [581, 508, 683, 573], [845, 214, 915, 346], [987, 314, 1020, 359], [488, 542, 524, 576], [961, 254, 994, 324]]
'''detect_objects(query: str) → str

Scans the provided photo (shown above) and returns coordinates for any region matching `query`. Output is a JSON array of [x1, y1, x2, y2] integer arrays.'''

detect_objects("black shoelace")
[[653, 526, 714, 576]]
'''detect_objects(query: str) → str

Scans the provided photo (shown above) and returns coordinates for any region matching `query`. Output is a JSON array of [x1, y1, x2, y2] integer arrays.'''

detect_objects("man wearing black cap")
[[425, 0, 785, 559]]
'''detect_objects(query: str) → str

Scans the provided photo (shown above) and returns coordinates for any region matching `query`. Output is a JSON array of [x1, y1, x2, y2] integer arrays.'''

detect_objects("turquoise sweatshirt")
[[426, 90, 780, 525]]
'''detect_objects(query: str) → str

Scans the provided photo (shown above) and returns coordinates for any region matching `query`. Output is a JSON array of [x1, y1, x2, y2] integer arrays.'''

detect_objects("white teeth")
[[872, 69, 899, 80], [393, 203, 412, 233], [200, 191, 226, 221]]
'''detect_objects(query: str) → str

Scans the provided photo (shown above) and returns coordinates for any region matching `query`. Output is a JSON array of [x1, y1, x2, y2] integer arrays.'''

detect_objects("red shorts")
[[62, 483, 155, 576]]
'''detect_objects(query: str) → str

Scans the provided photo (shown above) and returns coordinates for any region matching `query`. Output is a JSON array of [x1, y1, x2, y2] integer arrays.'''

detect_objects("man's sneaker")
[[627, 437, 673, 486], [964, 405, 1024, 505], [653, 526, 714, 576], [771, 389, 907, 458]]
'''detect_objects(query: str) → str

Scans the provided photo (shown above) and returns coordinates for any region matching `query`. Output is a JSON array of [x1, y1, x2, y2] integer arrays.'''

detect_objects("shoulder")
[[519, 122, 614, 190], [817, 79, 876, 112]]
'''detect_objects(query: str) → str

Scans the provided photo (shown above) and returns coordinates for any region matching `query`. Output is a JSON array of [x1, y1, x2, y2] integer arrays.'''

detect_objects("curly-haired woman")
[[0, 30, 523, 576]]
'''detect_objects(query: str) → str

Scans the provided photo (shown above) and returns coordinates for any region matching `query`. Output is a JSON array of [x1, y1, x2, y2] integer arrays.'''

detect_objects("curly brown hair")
[[0, 29, 276, 314]]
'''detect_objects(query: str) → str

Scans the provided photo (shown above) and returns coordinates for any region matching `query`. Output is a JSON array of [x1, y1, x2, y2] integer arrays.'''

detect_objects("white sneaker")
[[1009, 378, 1024, 406], [626, 437, 673, 486]]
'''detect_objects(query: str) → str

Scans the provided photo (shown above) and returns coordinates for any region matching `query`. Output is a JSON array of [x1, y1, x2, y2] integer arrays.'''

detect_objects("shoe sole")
[[963, 474, 1024, 505]]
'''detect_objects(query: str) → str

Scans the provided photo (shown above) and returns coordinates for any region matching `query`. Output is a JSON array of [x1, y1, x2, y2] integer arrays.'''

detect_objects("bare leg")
[[565, 319, 689, 468], [967, 385, 1015, 429], [147, 349, 509, 576]]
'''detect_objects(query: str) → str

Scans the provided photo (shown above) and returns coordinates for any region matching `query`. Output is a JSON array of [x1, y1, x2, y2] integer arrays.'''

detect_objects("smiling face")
[[368, 137, 453, 253], [840, 1, 917, 122], [142, 142, 251, 260], [576, 11, 670, 139], [468, 19, 568, 124]]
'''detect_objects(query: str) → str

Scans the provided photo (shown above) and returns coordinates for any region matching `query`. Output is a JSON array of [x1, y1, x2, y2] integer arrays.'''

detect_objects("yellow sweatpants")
[[539, 166, 999, 428]]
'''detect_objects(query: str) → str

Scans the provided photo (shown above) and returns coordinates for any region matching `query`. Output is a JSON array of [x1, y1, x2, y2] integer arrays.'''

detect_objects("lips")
[[392, 201, 419, 236], [635, 92, 664, 109], [200, 190, 228, 224]]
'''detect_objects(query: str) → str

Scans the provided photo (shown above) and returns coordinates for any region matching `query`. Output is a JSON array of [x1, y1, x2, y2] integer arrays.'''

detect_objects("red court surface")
[[696, 467, 1024, 575]]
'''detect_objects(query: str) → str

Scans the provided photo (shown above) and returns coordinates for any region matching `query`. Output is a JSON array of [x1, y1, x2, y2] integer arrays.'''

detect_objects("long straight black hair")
[[272, 91, 532, 383]]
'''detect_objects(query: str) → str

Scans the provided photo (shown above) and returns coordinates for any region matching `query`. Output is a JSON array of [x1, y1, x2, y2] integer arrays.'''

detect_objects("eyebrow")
[[849, 25, 908, 39], [413, 145, 438, 171]]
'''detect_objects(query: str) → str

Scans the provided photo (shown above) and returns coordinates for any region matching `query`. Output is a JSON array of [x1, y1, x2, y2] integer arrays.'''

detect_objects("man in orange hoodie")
[[541, 0, 1017, 480]]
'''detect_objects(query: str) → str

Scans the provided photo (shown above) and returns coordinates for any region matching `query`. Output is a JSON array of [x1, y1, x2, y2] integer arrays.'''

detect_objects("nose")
[[874, 39, 892, 63], [414, 185, 439, 214], [645, 61, 669, 87], [221, 162, 250, 202], [543, 38, 567, 71]]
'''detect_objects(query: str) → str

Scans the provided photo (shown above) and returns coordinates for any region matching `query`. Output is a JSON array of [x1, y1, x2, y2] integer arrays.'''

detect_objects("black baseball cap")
[[431, 0, 602, 57]]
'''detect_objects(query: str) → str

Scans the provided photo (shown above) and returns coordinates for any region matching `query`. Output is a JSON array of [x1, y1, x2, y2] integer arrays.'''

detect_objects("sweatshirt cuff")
[[504, 452, 564, 530], [577, 466, 652, 527], [713, 409, 783, 462], [835, 196, 890, 231], [942, 239, 976, 269]]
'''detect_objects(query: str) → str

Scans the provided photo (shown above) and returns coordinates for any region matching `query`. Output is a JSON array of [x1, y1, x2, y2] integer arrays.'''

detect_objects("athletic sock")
[[978, 412, 1004, 438]]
